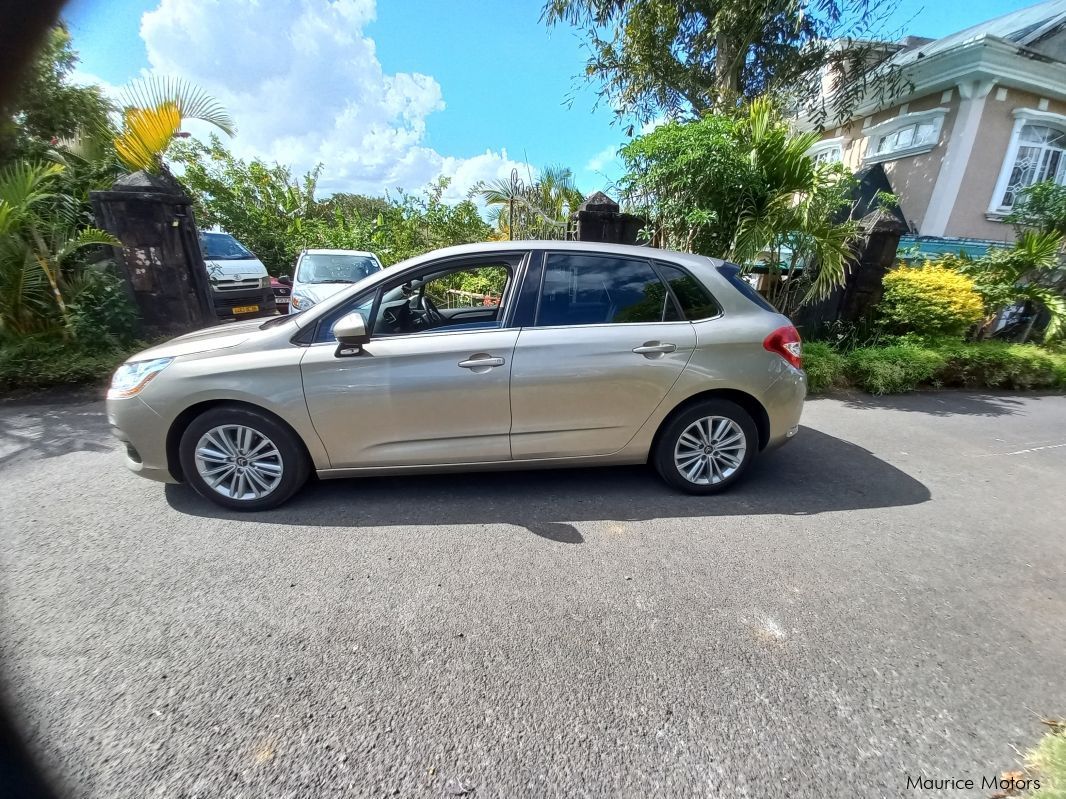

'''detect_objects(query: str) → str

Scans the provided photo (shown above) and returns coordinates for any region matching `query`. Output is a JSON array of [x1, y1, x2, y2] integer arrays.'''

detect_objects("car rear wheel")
[[179, 406, 310, 510], [653, 400, 758, 494]]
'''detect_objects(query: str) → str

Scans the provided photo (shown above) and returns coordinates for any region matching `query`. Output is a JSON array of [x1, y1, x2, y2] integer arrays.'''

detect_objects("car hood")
[[126, 317, 268, 361], [292, 283, 351, 305], [205, 258, 266, 280]]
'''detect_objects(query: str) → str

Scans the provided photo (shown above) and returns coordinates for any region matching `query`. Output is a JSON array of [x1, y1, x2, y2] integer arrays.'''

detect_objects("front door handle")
[[458, 354, 505, 371], [633, 341, 677, 356]]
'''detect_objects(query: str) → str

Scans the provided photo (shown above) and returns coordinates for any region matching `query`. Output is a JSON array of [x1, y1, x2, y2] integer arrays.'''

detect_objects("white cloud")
[[137, 0, 529, 199], [584, 144, 619, 174]]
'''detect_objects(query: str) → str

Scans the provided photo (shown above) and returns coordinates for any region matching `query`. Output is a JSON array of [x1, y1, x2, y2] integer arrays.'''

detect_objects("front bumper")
[[107, 396, 178, 483], [210, 288, 277, 319]]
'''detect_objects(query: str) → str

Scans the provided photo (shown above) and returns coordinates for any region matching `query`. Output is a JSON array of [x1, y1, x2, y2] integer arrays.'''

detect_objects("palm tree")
[[114, 77, 235, 173], [471, 166, 584, 240], [0, 161, 118, 336], [729, 98, 858, 314], [962, 230, 1066, 342]]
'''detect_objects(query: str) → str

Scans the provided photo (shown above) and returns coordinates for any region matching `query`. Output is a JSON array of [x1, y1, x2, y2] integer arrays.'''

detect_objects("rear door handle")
[[632, 342, 677, 355], [458, 355, 505, 369]]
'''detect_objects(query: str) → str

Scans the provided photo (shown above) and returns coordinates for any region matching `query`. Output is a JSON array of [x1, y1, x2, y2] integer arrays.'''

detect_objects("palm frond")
[[0, 162, 66, 218], [54, 227, 121, 264], [121, 76, 235, 135], [115, 103, 182, 172]]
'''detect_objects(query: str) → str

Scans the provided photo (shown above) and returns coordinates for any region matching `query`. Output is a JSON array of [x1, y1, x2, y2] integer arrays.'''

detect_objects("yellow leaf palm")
[[115, 102, 182, 172]]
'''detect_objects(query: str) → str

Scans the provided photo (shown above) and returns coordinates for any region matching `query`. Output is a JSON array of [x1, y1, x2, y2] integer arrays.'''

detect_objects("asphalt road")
[[2, 391, 1065, 798]]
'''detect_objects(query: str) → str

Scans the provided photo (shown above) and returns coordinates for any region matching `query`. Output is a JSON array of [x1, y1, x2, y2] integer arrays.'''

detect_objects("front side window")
[[312, 260, 514, 343], [998, 123, 1066, 209], [297, 253, 381, 284], [535, 253, 675, 326]]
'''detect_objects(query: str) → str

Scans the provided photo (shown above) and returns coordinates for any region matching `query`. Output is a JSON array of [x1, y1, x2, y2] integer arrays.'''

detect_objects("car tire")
[[179, 406, 310, 511], [653, 400, 758, 495]]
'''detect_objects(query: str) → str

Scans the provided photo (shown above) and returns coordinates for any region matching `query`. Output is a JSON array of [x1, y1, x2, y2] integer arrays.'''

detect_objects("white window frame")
[[863, 107, 949, 164], [987, 108, 1066, 217], [807, 137, 843, 165]]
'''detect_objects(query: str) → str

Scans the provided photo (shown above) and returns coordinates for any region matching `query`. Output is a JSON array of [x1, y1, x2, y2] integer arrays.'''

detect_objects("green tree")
[[173, 138, 492, 272], [1006, 180, 1066, 238], [620, 98, 858, 313], [543, 0, 904, 130], [171, 135, 319, 273], [0, 24, 112, 166]]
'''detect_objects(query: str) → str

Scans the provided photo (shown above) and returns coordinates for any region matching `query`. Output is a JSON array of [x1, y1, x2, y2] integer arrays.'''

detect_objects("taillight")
[[763, 325, 803, 369]]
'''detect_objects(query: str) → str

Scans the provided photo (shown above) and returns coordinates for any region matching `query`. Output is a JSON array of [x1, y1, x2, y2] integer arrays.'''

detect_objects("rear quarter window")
[[656, 263, 721, 320], [717, 264, 778, 313]]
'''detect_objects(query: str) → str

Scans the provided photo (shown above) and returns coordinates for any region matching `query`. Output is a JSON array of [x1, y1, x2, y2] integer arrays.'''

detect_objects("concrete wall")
[[946, 87, 1066, 241]]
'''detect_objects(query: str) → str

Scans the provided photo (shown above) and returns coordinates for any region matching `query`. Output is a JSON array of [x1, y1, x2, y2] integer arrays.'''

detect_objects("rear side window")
[[657, 264, 721, 320], [536, 253, 674, 326], [717, 263, 778, 312]]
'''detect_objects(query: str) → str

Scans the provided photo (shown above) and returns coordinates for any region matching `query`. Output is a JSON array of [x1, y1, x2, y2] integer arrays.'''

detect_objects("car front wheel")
[[653, 400, 758, 494], [179, 406, 310, 510]]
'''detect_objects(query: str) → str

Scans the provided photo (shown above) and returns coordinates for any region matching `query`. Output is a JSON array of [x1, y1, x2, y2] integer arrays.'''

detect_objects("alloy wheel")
[[194, 424, 284, 500], [673, 416, 747, 485]]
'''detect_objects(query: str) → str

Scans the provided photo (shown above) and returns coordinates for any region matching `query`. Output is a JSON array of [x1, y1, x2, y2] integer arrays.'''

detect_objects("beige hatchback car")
[[107, 241, 806, 510]]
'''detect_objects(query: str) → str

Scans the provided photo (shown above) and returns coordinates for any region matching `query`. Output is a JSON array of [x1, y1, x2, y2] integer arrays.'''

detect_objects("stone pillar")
[[570, 192, 646, 245], [837, 207, 908, 322], [91, 171, 216, 337]]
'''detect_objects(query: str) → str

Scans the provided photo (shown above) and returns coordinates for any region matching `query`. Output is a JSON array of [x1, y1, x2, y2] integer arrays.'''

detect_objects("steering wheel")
[[419, 293, 445, 327]]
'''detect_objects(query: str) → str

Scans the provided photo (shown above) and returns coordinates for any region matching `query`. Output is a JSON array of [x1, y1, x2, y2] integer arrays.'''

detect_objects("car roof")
[[391, 239, 727, 270], [301, 249, 379, 257]]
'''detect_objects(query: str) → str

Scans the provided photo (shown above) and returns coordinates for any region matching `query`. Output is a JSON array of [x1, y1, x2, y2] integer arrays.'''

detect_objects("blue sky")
[[63, 0, 1040, 200]]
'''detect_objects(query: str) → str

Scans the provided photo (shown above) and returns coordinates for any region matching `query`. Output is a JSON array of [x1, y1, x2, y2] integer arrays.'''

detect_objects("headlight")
[[259, 276, 271, 288], [291, 293, 315, 310], [108, 357, 174, 399]]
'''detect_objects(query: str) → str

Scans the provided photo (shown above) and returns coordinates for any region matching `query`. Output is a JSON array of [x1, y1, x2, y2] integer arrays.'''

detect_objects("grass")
[[803, 339, 1066, 395], [1027, 727, 1066, 798]]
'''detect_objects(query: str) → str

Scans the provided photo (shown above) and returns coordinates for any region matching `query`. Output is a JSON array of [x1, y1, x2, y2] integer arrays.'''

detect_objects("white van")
[[199, 231, 277, 319], [288, 249, 383, 313]]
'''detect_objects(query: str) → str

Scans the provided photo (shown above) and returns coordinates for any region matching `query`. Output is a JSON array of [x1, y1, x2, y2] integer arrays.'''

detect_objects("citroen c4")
[[107, 241, 806, 510]]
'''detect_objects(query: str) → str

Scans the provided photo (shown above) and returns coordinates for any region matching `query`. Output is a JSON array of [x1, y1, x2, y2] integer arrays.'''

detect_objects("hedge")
[[804, 339, 1066, 395]]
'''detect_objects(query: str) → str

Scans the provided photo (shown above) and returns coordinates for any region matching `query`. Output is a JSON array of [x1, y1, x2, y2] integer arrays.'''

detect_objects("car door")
[[509, 251, 696, 459], [299, 254, 523, 468]]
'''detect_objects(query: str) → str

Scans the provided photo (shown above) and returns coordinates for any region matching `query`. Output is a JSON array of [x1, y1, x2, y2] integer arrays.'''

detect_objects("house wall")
[[945, 87, 1066, 241], [816, 91, 961, 233], [812, 84, 1066, 242]]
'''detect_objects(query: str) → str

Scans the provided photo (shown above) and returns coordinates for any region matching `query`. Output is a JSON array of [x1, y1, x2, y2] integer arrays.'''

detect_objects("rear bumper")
[[211, 288, 277, 319], [763, 366, 807, 449]]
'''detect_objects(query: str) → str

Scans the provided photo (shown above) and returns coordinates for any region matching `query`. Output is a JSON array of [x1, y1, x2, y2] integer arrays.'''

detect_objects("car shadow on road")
[[165, 426, 930, 543], [828, 390, 1030, 417]]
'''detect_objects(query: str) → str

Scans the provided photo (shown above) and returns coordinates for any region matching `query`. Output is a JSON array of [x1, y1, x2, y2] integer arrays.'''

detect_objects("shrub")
[[878, 263, 985, 337], [845, 344, 947, 394], [802, 342, 847, 393], [933, 340, 1066, 389], [66, 268, 140, 350], [0, 335, 137, 391]]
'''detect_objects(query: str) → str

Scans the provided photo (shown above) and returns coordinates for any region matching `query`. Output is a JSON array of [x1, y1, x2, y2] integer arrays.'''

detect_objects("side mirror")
[[334, 311, 370, 356], [278, 274, 292, 285]]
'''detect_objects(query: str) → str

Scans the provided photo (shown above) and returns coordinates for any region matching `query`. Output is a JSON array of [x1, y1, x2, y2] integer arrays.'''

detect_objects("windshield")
[[298, 253, 381, 284], [200, 233, 254, 260]]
